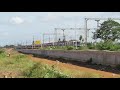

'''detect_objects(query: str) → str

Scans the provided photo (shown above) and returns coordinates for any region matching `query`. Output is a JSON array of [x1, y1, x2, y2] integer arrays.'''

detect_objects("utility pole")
[[55, 28, 85, 47], [43, 33, 56, 47], [54, 28, 57, 43], [85, 18, 88, 46], [75, 23, 77, 49], [39, 33, 42, 48], [95, 20, 100, 44], [61, 29, 66, 46], [55, 27, 95, 47], [49, 35, 50, 43], [43, 34, 44, 47], [32, 36, 34, 49], [75, 29, 77, 49], [26, 40, 27, 49]]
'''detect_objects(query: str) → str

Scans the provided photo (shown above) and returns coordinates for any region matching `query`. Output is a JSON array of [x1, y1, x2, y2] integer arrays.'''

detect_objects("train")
[[17, 40, 81, 49]]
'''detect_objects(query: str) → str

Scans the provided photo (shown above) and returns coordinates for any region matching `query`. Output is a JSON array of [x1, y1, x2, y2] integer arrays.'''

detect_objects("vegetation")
[[95, 40, 120, 51], [0, 49, 69, 78], [24, 63, 69, 78], [93, 19, 120, 42], [66, 46, 74, 50], [40, 20, 120, 52], [0, 49, 101, 78]]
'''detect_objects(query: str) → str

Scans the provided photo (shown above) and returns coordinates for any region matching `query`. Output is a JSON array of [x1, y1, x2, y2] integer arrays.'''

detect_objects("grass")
[[24, 63, 69, 78], [0, 49, 70, 78], [0, 48, 101, 78]]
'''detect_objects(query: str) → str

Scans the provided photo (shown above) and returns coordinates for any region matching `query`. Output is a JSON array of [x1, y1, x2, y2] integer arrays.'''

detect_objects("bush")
[[15, 54, 26, 59], [87, 43, 95, 49], [67, 46, 74, 50], [96, 40, 113, 50], [24, 63, 70, 78], [0, 49, 5, 54], [96, 40, 120, 51], [109, 44, 120, 51], [0, 49, 6, 58]]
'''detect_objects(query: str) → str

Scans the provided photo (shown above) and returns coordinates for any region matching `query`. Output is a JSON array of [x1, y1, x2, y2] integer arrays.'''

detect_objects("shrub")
[[14, 54, 27, 59], [77, 46, 82, 50], [0, 49, 6, 58], [110, 44, 120, 51], [96, 40, 120, 51], [67, 46, 74, 50], [96, 40, 114, 50], [87, 43, 95, 49], [0, 49, 5, 54], [23, 63, 70, 78]]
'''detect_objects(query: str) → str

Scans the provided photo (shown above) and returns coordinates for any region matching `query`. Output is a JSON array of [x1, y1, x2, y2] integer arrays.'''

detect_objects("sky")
[[0, 12, 120, 46]]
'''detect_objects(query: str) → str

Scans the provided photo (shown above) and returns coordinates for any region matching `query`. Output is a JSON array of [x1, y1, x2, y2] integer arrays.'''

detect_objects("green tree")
[[94, 19, 120, 42], [58, 38, 61, 42], [79, 35, 83, 43]]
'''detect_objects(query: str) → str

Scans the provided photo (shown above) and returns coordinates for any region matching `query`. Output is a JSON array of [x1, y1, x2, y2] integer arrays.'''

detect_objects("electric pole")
[[26, 40, 27, 49], [43, 33, 56, 47], [48, 35, 51, 43], [55, 28, 85, 47], [32, 36, 34, 49], [85, 18, 88, 46]]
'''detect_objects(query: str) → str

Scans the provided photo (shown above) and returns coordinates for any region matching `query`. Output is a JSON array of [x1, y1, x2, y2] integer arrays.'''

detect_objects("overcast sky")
[[0, 12, 120, 46]]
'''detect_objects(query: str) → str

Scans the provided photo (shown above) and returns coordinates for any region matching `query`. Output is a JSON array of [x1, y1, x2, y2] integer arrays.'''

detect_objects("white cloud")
[[10, 16, 24, 24]]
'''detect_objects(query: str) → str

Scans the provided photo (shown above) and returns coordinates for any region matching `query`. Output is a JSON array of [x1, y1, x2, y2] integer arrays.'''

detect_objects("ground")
[[28, 54, 120, 78], [1, 48, 120, 78]]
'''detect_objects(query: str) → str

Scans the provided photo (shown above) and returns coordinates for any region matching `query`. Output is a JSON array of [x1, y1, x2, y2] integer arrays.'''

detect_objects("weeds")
[[23, 63, 70, 78], [0, 49, 102, 78], [0, 49, 70, 78]]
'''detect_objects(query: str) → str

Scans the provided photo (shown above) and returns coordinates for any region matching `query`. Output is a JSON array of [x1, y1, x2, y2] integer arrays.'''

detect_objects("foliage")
[[96, 40, 112, 50], [0, 49, 6, 58], [79, 35, 82, 41], [0, 49, 70, 78], [67, 46, 74, 50], [87, 43, 95, 49], [95, 40, 120, 51], [94, 19, 120, 42], [24, 63, 70, 78], [0, 49, 102, 78], [0, 49, 5, 54]]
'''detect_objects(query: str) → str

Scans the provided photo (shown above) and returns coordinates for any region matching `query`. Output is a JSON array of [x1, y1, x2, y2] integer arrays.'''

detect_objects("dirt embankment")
[[1, 48, 120, 78], [28, 55, 120, 78]]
